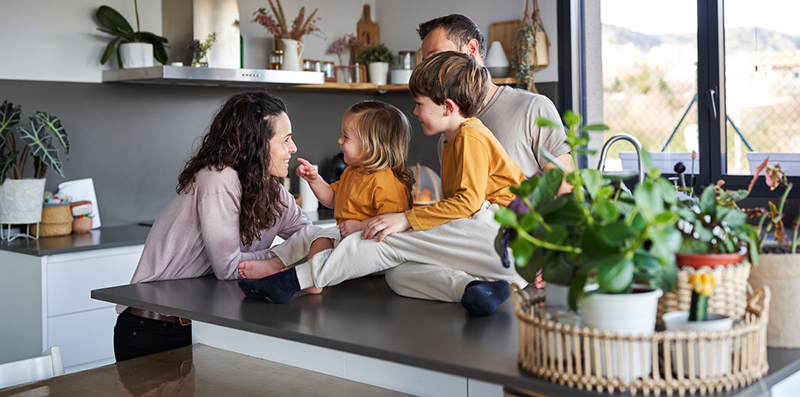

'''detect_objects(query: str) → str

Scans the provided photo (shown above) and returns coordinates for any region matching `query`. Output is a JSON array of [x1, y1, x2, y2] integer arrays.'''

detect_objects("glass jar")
[[269, 50, 283, 70]]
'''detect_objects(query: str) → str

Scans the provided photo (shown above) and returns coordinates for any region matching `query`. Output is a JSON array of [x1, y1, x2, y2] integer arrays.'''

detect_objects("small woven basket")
[[657, 262, 751, 325], [31, 204, 73, 237]]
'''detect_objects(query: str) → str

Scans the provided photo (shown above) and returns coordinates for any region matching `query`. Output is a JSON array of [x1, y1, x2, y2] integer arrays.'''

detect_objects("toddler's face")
[[338, 113, 363, 166]]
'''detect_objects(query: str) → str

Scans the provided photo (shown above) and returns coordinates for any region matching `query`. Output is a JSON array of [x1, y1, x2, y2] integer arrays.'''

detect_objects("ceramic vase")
[[280, 39, 304, 71], [662, 311, 733, 377], [119, 42, 154, 68], [581, 288, 662, 380], [0, 179, 47, 224], [368, 62, 389, 85]]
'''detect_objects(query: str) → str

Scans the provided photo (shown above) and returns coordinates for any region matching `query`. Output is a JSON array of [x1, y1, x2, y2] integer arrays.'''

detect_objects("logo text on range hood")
[[102, 66, 325, 87]]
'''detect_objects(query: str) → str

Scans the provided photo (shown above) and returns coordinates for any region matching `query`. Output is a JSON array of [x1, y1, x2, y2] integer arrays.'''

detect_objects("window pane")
[[596, 1, 699, 177], [724, 0, 800, 176]]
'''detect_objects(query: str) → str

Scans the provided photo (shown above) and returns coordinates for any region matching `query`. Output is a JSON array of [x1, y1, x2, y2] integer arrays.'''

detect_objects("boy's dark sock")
[[461, 280, 510, 316], [238, 267, 301, 303]]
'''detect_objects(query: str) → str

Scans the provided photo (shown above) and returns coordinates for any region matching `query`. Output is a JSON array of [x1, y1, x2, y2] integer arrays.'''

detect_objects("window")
[[567, 0, 800, 196]]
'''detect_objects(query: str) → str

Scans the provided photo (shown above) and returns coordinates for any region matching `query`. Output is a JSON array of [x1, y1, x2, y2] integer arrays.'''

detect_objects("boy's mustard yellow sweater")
[[406, 118, 524, 231]]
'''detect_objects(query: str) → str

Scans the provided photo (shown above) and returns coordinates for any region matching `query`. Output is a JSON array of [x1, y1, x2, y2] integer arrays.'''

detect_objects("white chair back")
[[0, 346, 64, 389]]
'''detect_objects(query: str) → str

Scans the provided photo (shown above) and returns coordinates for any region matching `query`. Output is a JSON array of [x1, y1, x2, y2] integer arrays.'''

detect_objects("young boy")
[[239, 51, 527, 316]]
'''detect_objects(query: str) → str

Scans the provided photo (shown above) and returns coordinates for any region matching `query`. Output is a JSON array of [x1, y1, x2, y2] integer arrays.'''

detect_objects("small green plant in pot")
[[95, 1, 168, 67], [358, 44, 394, 85], [495, 110, 682, 312]]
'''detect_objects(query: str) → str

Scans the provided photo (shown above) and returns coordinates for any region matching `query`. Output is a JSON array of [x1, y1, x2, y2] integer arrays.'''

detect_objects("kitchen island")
[[92, 275, 800, 397]]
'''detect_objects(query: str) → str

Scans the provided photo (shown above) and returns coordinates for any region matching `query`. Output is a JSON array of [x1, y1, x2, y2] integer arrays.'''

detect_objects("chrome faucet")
[[596, 133, 645, 184]]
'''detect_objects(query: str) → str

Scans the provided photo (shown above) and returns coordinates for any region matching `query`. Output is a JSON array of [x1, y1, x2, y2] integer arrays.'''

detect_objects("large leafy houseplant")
[[495, 111, 682, 311], [0, 101, 69, 184], [95, 1, 168, 65]]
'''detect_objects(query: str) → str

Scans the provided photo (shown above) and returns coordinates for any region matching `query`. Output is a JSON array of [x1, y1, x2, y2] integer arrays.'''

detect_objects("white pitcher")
[[280, 38, 304, 71]]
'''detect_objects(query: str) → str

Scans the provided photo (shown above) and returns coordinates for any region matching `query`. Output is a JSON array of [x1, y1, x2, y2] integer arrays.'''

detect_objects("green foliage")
[[95, 3, 168, 66], [495, 110, 680, 311], [0, 101, 69, 184], [358, 44, 394, 64]]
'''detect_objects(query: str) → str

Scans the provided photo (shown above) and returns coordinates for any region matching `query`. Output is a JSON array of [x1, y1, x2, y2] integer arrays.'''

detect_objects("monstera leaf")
[[17, 115, 65, 178]]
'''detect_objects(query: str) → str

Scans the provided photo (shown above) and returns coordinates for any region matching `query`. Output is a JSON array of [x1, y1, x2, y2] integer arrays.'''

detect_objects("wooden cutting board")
[[357, 4, 380, 48], [489, 20, 522, 65]]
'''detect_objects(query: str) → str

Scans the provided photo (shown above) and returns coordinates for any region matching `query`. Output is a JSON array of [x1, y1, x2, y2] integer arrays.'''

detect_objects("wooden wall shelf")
[[283, 77, 517, 94]]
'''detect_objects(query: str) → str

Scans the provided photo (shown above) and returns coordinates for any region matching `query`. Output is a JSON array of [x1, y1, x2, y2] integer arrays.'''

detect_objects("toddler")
[[238, 100, 414, 281]]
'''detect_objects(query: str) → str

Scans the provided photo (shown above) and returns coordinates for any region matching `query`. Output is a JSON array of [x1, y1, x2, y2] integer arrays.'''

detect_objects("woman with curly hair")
[[113, 91, 326, 361]]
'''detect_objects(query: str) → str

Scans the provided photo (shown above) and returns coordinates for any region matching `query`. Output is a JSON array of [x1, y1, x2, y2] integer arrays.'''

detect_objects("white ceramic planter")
[[119, 42, 154, 68], [0, 179, 46, 224], [746, 152, 800, 176], [749, 253, 800, 347], [581, 288, 662, 380], [545, 283, 569, 309], [368, 62, 389, 85], [662, 311, 733, 377]]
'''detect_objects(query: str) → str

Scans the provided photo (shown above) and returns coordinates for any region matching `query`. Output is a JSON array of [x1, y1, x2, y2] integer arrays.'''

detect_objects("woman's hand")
[[362, 213, 411, 242], [339, 219, 363, 238], [296, 157, 319, 181]]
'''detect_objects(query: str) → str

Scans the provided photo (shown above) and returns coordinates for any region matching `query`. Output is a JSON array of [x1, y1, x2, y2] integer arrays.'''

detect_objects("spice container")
[[269, 50, 283, 70]]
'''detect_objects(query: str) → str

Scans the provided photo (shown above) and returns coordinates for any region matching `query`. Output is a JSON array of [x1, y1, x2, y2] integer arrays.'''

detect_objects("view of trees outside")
[[598, 0, 800, 175]]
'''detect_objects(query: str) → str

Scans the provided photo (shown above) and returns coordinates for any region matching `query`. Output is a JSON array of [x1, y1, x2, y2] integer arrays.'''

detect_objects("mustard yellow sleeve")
[[372, 174, 411, 214], [406, 133, 489, 230]]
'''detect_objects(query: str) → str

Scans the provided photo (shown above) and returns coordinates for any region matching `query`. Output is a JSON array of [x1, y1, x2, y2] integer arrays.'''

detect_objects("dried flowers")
[[187, 33, 216, 62], [326, 33, 367, 65], [252, 0, 324, 40]]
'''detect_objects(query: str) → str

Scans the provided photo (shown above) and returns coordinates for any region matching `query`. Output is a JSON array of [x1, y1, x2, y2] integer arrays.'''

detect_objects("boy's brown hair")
[[408, 51, 488, 118], [345, 100, 415, 191]]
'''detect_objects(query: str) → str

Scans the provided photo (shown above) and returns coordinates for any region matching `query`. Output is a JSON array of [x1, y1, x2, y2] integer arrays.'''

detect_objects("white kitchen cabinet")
[[0, 245, 142, 373]]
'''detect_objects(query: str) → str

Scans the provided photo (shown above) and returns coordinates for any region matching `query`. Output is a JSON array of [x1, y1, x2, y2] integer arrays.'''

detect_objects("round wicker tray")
[[512, 284, 770, 396]]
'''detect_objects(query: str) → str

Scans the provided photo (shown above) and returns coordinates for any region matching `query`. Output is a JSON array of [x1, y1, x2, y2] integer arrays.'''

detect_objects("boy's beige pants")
[[293, 202, 528, 302]]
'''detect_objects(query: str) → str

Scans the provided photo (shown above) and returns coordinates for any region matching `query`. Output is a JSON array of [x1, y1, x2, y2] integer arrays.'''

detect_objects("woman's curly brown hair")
[[177, 91, 288, 246], [346, 100, 415, 193]]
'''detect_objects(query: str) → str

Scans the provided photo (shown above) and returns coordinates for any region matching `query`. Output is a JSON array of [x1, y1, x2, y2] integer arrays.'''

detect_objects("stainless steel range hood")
[[102, 65, 325, 87]]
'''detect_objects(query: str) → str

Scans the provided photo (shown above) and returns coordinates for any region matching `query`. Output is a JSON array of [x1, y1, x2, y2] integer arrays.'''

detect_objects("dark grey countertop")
[[0, 224, 152, 256], [91, 276, 800, 396], [0, 209, 335, 257]]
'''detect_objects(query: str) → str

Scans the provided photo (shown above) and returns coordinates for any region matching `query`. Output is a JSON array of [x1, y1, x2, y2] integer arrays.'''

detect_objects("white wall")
[[0, 0, 162, 83], [1, 0, 558, 83]]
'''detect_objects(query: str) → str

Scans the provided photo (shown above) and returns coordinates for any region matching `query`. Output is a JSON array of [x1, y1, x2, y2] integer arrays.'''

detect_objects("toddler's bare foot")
[[238, 258, 284, 279], [302, 286, 323, 294]]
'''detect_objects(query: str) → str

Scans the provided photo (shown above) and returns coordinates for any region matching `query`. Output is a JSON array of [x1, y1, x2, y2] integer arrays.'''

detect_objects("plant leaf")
[[698, 186, 716, 214], [510, 237, 534, 267], [581, 168, 604, 199], [33, 112, 69, 158], [137, 32, 170, 64], [95, 5, 134, 36], [600, 222, 635, 245], [581, 225, 619, 259], [580, 123, 610, 132], [597, 254, 634, 293], [595, 198, 619, 223], [535, 116, 563, 130], [100, 36, 121, 65], [562, 110, 582, 129], [0, 151, 16, 184], [543, 255, 577, 287], [17, 116, 64, 178], [529, 168, 563, 208], [494, 207, 518, 227], [0, 101, 22, 147]]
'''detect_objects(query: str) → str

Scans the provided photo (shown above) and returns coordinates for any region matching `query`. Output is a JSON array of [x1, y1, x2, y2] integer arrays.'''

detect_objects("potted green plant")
[[358, 44, 394, 85], [0, 101, 69, 229], [95, 1, 168, 68], [496, 111, 682, 378], [746, 159, 800, 347]]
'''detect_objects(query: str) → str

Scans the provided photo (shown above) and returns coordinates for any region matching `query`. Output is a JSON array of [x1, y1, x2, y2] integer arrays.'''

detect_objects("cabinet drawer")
[[47, 246, 142, 316], [48, 307, 118, 369]]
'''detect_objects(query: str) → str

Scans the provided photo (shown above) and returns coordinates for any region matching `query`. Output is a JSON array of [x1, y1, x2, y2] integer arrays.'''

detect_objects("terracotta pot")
[[675, 249, 746, 269]]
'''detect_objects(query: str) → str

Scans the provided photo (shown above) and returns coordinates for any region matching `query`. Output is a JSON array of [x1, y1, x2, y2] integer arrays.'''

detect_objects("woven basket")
[[31, 204, 73, 237], [658, 262, 751, 325], [512, 284, 770, 396]]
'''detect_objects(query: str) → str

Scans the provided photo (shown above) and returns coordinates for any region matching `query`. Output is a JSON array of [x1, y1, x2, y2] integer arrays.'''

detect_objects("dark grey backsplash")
[[0, 79, 557, 226]]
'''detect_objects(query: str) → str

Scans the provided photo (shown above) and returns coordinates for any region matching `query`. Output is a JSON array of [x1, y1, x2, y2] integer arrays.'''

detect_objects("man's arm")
[[543, 152, 574, 197]]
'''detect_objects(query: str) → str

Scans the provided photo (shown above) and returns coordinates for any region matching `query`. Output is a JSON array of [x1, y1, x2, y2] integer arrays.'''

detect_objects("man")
[[418, 14, 573, 195]]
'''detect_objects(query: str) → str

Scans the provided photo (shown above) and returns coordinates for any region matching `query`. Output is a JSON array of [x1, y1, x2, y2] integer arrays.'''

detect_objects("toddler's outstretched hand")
[[296, 158, 319, 181]]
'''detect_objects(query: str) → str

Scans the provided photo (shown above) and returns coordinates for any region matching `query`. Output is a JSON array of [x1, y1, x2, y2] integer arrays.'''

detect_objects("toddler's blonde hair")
[[345, 101, 415, 191]]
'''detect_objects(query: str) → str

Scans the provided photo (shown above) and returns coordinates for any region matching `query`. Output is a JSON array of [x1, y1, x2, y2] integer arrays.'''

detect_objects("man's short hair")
[[417, 14, 487, 61], [409, 51, 489, 118]]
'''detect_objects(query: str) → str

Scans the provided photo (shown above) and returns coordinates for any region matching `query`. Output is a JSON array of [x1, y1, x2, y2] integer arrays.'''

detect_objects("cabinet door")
[[48, 307, 118, 371], [47, 245, 143, 317]]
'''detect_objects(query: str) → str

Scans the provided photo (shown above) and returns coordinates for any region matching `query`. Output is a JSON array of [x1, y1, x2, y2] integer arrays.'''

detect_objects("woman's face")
[[338, 113, 364, 166], [268, 112, 297, 178]]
